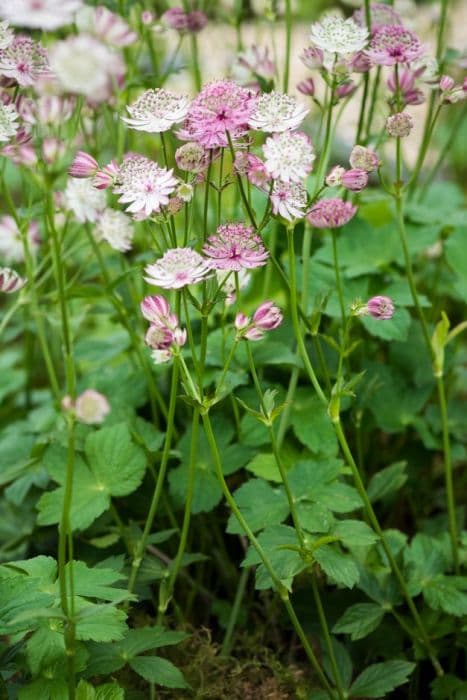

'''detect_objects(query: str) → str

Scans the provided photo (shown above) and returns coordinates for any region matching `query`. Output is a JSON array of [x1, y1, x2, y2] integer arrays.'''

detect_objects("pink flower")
[[140, 294, 179, 329], [140, 293, 187, 363], [297, 78, 315, 96], [307, 198, 357, 228], [349, 145, 380, 172], [145, 324, 175, 350], [0, 215, 39, 263], [179, 79, 255, 149], [187, 10, 208, 33], [386, 112, 414, 137], [144, 247, 211, 290], [244, 154, 271, 190], [231, 45, 275, 89], [113, 155, 178, 217], [366, 25, 425, 66], [300, 46, 324, 69], [325, 165, 345, 188], [82, 6, 137, 47], [263, 131, 315, 183], [94, 160, 120, 189], [342, 168, 368, 192], [270, 181, 308, 222], [74, 389, 110, 425], [175, 142, 209, 172], [0, 36, 50, 87], [162, 7, 189, 32], [367, 295, 395, 320], [203, 223, 268, 271], [235, 301, 283, 341], [0, 0, 82, 31], [69, 151, 99, 178], [0, 266, 26, 293], [353, 3, 402, 31]]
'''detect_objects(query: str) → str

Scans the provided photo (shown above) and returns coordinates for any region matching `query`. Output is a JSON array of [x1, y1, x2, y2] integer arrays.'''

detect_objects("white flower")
[[270, 181, 308, 222], [144, 247, 211, 290], [151, 349, 173, 364], [0, 21, 13, 49], [263, 131, 315, 183], [49, 35, 124, 102], [75, 5, 137, 47], [74, 389, 110, 425], [310, 15, 368, 55], [122, 88, 190, 133], [0, 216, 39, 263], [248, 91, 309, 133], [95, 208, 134, 252], [0, 0, 82, 31], [0, 102, 18, 143], [63, 179, 106, 223], [113, 155, 178, 217]]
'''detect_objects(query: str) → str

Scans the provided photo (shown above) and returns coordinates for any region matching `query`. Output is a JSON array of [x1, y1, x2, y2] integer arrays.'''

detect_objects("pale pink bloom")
[[203, 223, 268, 271], [94, 160, 120, 189], [63, 178, 107, 223], [342, 168, 368, 192], [300, 46, 324, 69], [161, 7, 189, 32], [42, 137, 65, 164], [367, 295, 395, 320], [0, 101, 18, 142], [231, 45, 275, 88], [366, 25, 424, 66], [175, 142, 209, 172], [113, 155, 178, 217], [439, 75, 455, 92], [244, 154, 270, 190], [141, 293, 187, 362], [35, 95, 75, 125], [0, 127, 36, 166], [309, 15, 368, 55], [307, 198, 356, 228], [95, 208, 134, 252], [249, 91, 308, 133], [325, 165, 345, 187], [353, 3, 402, 30], [69, 151, 99, 178], [179, 79, 254, 149], [350, 51, 372, 73], [0, 36, 50, 87], [349, 145, 380, 172], [140, 294, 178, 328], [387, 69, 425, 107], [0, 216, 39, 263], [75, 389, 110, 425], [386, 112, 414, 137], [235, 312, 249, 331], [76, 5, 137, 47], [144, 248, 211, 290], [0, 266, 26, 293], [151, 349, 173, 364], [336, 81, 357, 99], [0, 0, 82, 30], [141, 11, 154, 26], [145, 324, 174, 350], [270, 181, 308, 222], [236, 301, 283, 341], [122, 88, 190, 133], [50, 35, 125, 102], [297, 78, 315, 96], [0, 21, 13, 50], [263, 131, 315, 183]]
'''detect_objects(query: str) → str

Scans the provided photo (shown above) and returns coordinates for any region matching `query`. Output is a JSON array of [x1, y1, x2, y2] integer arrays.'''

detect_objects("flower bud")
[[367, 295, 395, 320], [325, 165, 345, 187], [386, 112, 414, 137], [342, 168, 368, 192], [140, 294, 172, 323], [351, 51, 371, 73], [145, 324, 174, 350], [252, 301, 283, 331], [173, 328, 187, 346], [177, 182, 193, 202], [439, 75, 455, 92], [75, 389, 110, 424], [349, 145, 380, 173], [43, 137, 65, 165], [300, 46, 324, 69], [141, 10, 154, 25], [93, 160, 119, 189], [0, 267, 26, 293], [69, 150, 98, 178], [336, 81, 357, 99], [235, 312, 250, 331], [175, 142, 207, 172], [187, 10, 208, 32], [297, 78, 315, 96]]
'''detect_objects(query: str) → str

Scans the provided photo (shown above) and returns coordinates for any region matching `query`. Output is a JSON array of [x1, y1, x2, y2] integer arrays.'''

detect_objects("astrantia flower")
[[386, 112, 414, 137], [270, 181, 308, 222], [0, 267, 26, 293], [366, 25, 424, 66], [367, 295, 395, 319], [175, 142, 209, 172], [69, 151, 99, 179], [203, 223, 268, 271], [0, 36, 50, 87], [0, 216, 39, 263], [0, 21, 13, 49], [349, 145, 380, 172], [235, 301, 283, 341], [342, 168, 368, 192], [141, 295, 179, 328], [0, 102, 18, 142], [144, 248, 211, 289], [309, 15, 368, 55], [325, 165, 345, 187], [0, 0, 82, 30], [75, 5, 137, 47], [122, 88, 190, 133], [63, 178, 106, 223], [50, 35, 124, 102], [145, 324, 174, 350], [113, 155, 178, 217], [180, 79, 254, 149], [216, 268, 250, 305], [353, 3, 402, 30], [263, 131, 315, 183], [307, 198, 357, 228], [95, 209, 134, 252], [248, 91, 309, 133], [74, 389, 110, 425]]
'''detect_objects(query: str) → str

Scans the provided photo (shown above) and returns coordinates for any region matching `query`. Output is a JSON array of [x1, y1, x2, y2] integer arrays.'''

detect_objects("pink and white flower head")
[[0, 101, 18, 142], [353, 3, 402, 31], [179, 79, 254, 149], [74, 389, 110, 425], [50, 35, 124, 102], [162, 7, 207, 34], [231, 45, 275, 89], [35, 95, 75, 126], [342, 168, 368, 192], [42, 137, 66, 165], [145, 324, 174, 350], [113, 155, 178, 217], [387, 69, 425, 107], [0, 21, 13, 50], [234, 153, 270, 191], [248, 91, 309, 133], [94, 160, 120, 190], [0, 127, 36, 167], [386, 111, 414, 137], [0, 216, 39, 263], [175, 142, 209, 173], [0, 0, 82, 30], [300, 46, 324, 70], [122, 88, 190, 133], [0, 36, 50, 87], [63, 178, 107, 223], [140, 294, 178, 329], [95, 208, 134, 252], [307, 198, 357, 228], [271, 181, 308, 222], [203, 222, 268, 272], [366, 25, 424, 66], [263, 131, 315, 183], [309, 15, 368, 56], [75, 5, 137, 47], [0, 267, 26, 293], [365, 295, 395, 320], [350, 51, 372, 73], [325, 165, 345, 187], [235, 301, 283, 341], [69, 151, 99, 179], [349, 145, 380, 172], [144, 247, 211, 290]]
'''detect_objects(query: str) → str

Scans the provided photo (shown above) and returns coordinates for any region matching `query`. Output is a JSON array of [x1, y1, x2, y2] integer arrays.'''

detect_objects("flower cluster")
[[248, 91, 308, 133], [0, 36, 50, 86], [0, 0, 82, 31], [263, 131, 315, 183], [354, 295, 395, 320], [113, 155, 178, 218], [235, 301, 283, 341], [309, 15, 368, 57], [203, 223, 268, 271], [141, 295, 187, 364], [144, 248, 211, 290], [307, 198, 357, 228], [161, 7, 208, 34], [366, 25, 424, 66]]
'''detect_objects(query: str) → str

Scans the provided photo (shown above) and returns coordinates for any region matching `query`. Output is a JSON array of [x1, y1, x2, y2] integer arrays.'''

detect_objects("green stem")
[[226, 132, 257, 228], [283, 0, 292, 92], [331, 229, 346, 328], [364, 67, 381, 139], [311, 575, 344, 698], [221, 566, 249, 656]]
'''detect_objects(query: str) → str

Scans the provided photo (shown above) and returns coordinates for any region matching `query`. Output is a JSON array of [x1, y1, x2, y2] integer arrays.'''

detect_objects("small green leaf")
[[367, 462, 407, 502], [333, 603, 385, 641], [332, 520, 378, 548], [349, 660, 415, 698], [129, 656, 188, 688], [227, 479, 289, 534], [314, 545, 359, 589]]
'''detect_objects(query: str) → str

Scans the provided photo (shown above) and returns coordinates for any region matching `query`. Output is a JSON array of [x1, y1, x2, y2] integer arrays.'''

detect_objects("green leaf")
[[75, 601, 128, 642], [227, 479, 289, 534], [360, 307, 411, 342], [367, 462, 407, 502], [423, 576, 467, 617], [60, 561, 129, 603], [349, 660, 415, 698], [129, 656, 188, 688], [18, 678, 68, 700], [76, 681, 124, 700], [333, 603, 385, 641], [0, 575, 54, 634], [314, 545, 359, 589], [291, 393, 338, 456], [118, 627, 189, 657], [244, 453, 281, 482], [332, 520, 378, 548], [242, 524, 305, 591]]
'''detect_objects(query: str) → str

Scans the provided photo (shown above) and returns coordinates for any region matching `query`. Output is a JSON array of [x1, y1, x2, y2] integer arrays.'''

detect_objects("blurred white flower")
[[0, 0, 82, 30], [63, 178, 106, 223], [95, 208, 134, 252]]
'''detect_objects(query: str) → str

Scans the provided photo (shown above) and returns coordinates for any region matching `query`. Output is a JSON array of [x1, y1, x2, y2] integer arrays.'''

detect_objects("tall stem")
[[283, 0, 292, 92], [331, 229, 346, 328]]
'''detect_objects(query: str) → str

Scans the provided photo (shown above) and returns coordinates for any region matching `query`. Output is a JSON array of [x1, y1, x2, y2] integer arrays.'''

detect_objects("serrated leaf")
[[423, 575, 467, 617], [314, 545, 359, 589], [291, 394, 338, 456], [367, 462, 407, 502], [333, 603, 385, 641], [129, 656, 188, 688], [242, 524, 305, 591], [332, 520, 378, 548], [349, 660, 415, 698], [75, 601, 127, 642], [76, 681, 124, 700], [227, 479, 289, 534]]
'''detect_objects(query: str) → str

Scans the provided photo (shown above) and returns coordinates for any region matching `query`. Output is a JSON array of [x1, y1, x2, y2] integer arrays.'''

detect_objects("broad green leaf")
[[118, 627, 189, 657], [252, 340, 301, 367], [333, 603, 385, 641], [314, 545, 359, 589], [244, 453, 281, 482], [291, 393, 339, 456], [349, 660, 415, 698], [76, 681, 124, 700], [0, 575, 54, 634], [18, 678, 68, 700], [242, 524, 305, 591], [333, 520, 378, 548], [367, 462, 407, 502], [423, 575, 467, 617], [58, 561, 129, 603], [26, 621, 66, 676], [129, 656, 188, 688], [431, 674, 467, 700], [323, 637, 353, 689], [75, 601, 128, 642], [360, 307, 411, 342], [227, 479, 289, 534]]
